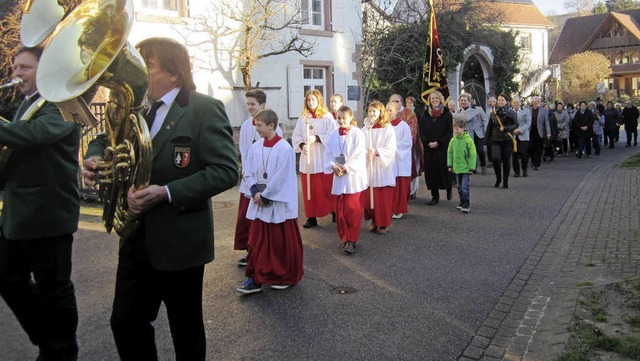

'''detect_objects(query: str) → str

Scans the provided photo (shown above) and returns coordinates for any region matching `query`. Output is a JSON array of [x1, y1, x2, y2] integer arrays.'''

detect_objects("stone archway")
[[448, 44, 494, 109]]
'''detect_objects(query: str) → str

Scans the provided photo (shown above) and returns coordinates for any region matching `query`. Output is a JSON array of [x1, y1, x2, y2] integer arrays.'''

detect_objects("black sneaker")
[[343, 241, 356, 254], [236, 278, 262, 294], [237, 252, 248, 267], [303, 217, 317, 228]]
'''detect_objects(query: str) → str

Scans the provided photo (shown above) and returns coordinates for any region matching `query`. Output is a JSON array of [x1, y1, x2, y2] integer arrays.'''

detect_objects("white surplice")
[[291, 113, 338, 174], [324, 127, 368, 195], [392, 120, 412, 177], [238, 117, 283, 195], [245, 138, 298, 223], [362, 124, 397, 187]]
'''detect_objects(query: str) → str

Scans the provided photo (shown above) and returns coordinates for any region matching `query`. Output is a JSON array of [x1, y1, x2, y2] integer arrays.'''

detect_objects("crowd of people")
[[232, 87, 640, 299], [233, 87, 640, 293]]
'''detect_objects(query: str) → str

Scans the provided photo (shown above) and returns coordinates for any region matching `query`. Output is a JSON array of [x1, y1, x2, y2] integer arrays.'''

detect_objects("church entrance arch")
[[458, 45, 493, 110]]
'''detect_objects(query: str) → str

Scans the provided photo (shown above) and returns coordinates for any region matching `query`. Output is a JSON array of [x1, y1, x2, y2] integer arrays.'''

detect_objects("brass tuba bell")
[[20, 0, 66, 47], [37, 0, 152, 239]]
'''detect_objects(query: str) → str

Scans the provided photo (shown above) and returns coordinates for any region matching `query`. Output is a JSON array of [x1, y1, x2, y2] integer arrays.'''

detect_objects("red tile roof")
[[491, 2, 554, 27]]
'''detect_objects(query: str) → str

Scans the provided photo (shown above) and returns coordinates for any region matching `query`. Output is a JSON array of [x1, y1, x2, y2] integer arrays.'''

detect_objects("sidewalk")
[[459, 148, 640, 360]]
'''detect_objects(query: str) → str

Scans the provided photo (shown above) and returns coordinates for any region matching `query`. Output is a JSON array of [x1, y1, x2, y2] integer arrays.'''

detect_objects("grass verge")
[[554, 279, 640, 361], [620, 152, 640, 168]]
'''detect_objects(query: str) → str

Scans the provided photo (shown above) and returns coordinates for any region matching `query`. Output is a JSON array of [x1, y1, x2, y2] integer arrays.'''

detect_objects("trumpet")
[[0, 78, 23, 89]]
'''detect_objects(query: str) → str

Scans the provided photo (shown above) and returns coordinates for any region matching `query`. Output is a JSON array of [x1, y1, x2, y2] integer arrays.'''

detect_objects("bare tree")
[[0, 0, 26, 118], [564, 0, 596, 15], [179, 0, 315, 91]]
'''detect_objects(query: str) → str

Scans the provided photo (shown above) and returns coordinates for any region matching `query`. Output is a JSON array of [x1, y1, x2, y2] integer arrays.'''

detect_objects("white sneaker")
[[391, 213, 403, 219], [270, 284, 290, 290], [461, 207, 470, 213]]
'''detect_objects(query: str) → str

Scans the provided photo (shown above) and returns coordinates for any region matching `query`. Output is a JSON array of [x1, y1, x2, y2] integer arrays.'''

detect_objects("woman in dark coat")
[[485, 93, 518, 189], [418, 90, 453, 205], [603, 100, 619, 148]]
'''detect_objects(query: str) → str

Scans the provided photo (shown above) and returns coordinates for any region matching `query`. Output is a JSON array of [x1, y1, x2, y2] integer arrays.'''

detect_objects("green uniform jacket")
[[0, 96, 81, 240], [447, 132, 477, 174], [86, 89, 238, 271]]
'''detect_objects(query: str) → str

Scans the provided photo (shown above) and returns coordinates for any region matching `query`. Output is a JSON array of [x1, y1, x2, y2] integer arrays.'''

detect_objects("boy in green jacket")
[[447, 119, 477, 213]]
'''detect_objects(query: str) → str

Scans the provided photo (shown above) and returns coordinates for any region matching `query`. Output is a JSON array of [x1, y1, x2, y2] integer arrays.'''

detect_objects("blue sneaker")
[[236, 278, 262, 294]]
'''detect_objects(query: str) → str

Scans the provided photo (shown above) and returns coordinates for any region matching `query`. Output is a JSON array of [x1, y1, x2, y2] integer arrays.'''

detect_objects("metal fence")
[[78, 102, 107, 200]]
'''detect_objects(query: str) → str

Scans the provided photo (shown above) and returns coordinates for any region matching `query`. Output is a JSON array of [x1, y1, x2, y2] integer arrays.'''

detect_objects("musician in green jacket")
[[83, 37, 237, 361], [0, 46, 81, 361]]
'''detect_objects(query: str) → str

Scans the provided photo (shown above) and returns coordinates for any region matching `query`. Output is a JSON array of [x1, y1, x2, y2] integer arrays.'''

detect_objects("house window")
[[518, 33, 531, 52], [138, 0, 188, 17], [634, 78, 640, 96], [303, 67, 326, 98], [301, 0, 324, 28]]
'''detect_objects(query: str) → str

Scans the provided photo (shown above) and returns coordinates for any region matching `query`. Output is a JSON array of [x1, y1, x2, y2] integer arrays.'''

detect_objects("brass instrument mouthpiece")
[[0, 78, 24, 89]]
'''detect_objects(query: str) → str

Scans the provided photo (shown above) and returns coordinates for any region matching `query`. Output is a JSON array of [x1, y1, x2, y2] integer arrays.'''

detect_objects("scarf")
[[429, 105, 444, 118]]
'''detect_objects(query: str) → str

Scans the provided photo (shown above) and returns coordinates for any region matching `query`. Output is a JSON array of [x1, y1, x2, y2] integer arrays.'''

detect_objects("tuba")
[[0, 1, 95, 177], [36, 0, 152, 239]]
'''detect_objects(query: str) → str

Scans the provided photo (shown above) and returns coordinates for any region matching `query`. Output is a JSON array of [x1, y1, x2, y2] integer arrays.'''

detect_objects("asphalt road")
[[1, 144, 633, 360]]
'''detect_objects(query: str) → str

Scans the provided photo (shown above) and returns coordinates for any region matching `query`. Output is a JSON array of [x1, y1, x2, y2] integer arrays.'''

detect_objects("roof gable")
[[611, 12, 640, 41], [549, 14, 608, 64]]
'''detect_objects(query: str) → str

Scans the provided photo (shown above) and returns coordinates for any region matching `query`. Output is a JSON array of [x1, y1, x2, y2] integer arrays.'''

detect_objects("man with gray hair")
[[452, 93, 487, 174], [485, 96, 497, 167], [529, 95, 551, 170]]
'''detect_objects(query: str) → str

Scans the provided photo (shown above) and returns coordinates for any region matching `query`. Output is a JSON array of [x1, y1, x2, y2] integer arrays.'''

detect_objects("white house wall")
[[502, 25, 550, 70], [127, 0, 363, 130]]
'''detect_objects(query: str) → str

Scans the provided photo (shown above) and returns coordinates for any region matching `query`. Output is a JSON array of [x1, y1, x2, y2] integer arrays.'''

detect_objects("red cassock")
[[233, 194, 251, 250], [246, 219, 304, 286], [392, 176, 411, 214], [361, 186, 394, 227], [300, 173, 335, 217], [334, 192, 364, 243]]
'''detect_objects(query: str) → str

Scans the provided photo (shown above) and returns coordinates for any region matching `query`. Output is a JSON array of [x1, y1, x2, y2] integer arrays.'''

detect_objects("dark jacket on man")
[[621, 104, 639, 130]]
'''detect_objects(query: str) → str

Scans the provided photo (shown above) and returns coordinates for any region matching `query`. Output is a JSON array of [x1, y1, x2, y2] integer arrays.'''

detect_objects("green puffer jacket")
[[447, 132, 477, 174]]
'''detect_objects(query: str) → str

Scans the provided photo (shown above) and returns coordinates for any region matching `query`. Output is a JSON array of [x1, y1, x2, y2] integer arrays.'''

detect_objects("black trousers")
[[492, 142, 513, 184], [543, 140, 555, 160], [473, 134, 486, 167], [0, 234, 78, 361], [110, 234, 206, 361], [569, 130, 577, 151], [577, 134, 592, 156], [626, 128, 638, 146], [604, 129, 614, 146], [529, 133, 544, 167], [512, 140, 529, 174]]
